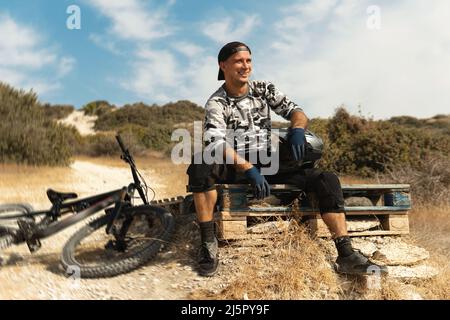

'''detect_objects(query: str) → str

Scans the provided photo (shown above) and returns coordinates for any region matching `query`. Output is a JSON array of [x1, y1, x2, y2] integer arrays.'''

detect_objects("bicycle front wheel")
[[0, 203, 34, 250], [61, 204, 174, 278]]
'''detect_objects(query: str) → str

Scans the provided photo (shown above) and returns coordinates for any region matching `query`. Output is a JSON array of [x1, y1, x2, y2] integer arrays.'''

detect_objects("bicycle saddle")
[[46, 189, 78, 204]]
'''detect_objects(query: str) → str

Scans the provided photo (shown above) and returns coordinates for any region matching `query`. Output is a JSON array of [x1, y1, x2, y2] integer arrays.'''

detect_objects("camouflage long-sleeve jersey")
[[203, 80, 304, 157]]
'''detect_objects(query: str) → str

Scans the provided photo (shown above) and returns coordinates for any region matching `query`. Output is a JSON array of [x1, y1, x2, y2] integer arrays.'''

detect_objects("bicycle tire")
[[61, 204, 174, 278], [0, 203, 34, 250]]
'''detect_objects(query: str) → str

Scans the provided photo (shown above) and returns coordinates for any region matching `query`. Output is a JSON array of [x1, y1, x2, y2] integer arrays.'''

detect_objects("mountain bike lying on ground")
[[0, 135, 174, 278]]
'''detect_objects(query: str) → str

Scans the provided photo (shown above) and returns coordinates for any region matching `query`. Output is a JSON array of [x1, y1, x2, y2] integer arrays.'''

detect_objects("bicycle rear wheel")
[[0, 203, 34, 250], [61, 204, 174, 278]]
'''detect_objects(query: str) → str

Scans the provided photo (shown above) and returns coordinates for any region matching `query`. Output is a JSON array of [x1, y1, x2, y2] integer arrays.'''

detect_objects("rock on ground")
[[371, 241, 430, 266]]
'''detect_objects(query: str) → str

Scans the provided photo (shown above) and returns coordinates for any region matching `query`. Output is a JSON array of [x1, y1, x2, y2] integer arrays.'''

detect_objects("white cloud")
[[122, 48, 179, 101], [171, 41, 204, 58], [257, 0, 450, 119], [88, 0, 171, 41], [57, 57, 76, 77], [202, 15, 260, 44], [88, 0, 219, 105], [0, 13, 73, 95], [121, 44, 219, 105], [89, 33, 123, 55], [0, 14, 56, 69]]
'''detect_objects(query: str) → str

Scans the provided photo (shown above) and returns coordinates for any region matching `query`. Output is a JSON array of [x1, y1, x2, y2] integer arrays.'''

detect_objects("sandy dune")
[[58, 110, 97, 136]]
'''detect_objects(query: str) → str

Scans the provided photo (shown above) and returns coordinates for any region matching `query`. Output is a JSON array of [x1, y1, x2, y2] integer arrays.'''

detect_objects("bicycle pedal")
[[26, 238, 42, 253]]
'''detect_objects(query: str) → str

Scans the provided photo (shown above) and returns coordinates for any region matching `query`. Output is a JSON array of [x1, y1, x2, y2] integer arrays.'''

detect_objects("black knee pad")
[[312, 172, 345, 214]]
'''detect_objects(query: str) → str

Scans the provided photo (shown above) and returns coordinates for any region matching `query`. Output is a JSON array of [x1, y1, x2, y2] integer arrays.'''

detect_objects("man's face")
[[220, 48, 252, 84]]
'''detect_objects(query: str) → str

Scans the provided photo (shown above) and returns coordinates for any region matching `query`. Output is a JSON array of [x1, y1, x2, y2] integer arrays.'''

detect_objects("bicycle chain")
[[150, 195, 188, 215]]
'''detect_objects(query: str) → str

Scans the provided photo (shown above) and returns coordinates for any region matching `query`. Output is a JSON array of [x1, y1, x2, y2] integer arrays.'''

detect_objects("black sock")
[[199, 220, 215, 243], [334, 236, 354, 257]]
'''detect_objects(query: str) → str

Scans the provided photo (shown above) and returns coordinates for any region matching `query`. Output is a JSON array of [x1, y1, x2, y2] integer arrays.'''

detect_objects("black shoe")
[[335, 250, 389, 275], [197, 238, 219, 277]]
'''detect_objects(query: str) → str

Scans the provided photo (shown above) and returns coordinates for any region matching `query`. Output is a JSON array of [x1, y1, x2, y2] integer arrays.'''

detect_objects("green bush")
[[312, 107, 450, 177], [41, 103, 74, 120], [389, 114, 450, 135], [0, 82, 77, 165], [79, 130, 148, 157], [90, 100, 204, 153], [80, 133, 121, 157], [82, 100, 115, 117], [94, 100, 204, 130]]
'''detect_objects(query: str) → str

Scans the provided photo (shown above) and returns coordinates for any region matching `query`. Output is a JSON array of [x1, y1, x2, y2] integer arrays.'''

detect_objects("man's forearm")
[[290, 110, 308, 129], [224, 147, 253, 172]]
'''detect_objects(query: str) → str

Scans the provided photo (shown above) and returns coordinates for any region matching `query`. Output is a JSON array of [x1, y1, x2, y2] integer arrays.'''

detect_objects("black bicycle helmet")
[[274, 128, 324, 169]]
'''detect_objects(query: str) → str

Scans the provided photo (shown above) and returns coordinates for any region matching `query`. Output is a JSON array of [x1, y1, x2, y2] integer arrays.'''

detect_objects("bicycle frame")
[[10, 187, 128, 252], [36, 188, 126, 238]]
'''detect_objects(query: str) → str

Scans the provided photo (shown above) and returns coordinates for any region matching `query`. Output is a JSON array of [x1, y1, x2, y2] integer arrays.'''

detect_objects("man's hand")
[[245, 167, 270, 199], [288, 128, 306, 161]]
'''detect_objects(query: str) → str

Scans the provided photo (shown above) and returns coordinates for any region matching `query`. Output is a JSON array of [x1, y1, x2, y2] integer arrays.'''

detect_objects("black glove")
[[288, 128, 306, 161], [245, 167, 270, 200]]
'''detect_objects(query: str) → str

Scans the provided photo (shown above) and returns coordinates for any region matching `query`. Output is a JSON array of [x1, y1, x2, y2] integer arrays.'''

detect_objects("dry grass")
[[0, 163, 73, 205], [381, 154, 450, 207], [135, 155, 189, 198], [406, 204, 450, 300], [414, 254, 450, 299], [409, 205, 450, 258], [191, 222, 342, 300]]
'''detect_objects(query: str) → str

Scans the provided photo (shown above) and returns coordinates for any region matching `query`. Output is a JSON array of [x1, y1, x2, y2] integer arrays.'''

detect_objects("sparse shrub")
[[41, 103, 75, 120], [79, 131, 146, 157], [381, 154, 450, 206], [0, 82, 76, 165], [80, 133, 121, 157], [94, 100, 204, 131], [82, 100, 115, 117]]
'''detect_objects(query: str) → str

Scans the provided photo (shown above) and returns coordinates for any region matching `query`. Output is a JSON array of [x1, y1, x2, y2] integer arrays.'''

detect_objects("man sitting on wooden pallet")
[[186, 41, 388, 277]]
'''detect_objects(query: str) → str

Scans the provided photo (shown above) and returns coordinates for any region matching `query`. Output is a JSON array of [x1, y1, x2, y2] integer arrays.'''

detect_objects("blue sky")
[[1, 0, 449, 119]]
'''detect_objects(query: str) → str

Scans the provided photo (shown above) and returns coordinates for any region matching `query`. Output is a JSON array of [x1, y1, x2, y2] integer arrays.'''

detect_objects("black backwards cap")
[[217, 41, 251, 81]]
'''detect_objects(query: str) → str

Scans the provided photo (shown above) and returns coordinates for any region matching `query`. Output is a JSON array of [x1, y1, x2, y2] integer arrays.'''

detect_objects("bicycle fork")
[[105, 187, 128, 235]]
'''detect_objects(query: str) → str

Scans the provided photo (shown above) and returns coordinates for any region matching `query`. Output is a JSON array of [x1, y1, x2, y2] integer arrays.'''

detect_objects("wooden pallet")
[[216, 184, 411, 240]]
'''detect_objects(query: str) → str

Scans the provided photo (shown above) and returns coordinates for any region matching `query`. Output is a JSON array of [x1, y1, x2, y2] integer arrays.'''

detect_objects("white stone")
[[345, 197, 374, 206], [351, 239, 379, 257], [372, 241, 429, 265], [388, 265, 438, 280]]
